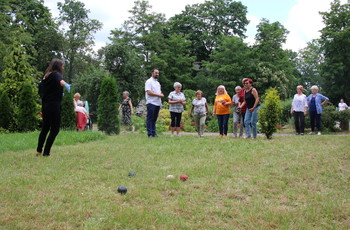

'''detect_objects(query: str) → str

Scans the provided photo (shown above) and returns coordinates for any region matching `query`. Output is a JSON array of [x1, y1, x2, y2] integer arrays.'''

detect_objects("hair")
[[74, 93, 81, 98], [195, 90, 203, 96], [122, 91, 129, 96], [241, 78, 248, 84], [296, 85, 304, 90], [311, 85, 319, 91], [173, 82, 182, 89], [243, 78, 253, 84], [45, 58, 64, 76], [216, 85, 227, 95], [151, 68, 159, 74], [235, 86, 242, 91]]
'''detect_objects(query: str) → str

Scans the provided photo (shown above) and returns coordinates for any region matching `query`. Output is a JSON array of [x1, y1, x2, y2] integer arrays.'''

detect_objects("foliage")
[[132, 115, 146, 133], [17, 81, 38, 132], [259, 88, 282, 139], [0, 88, 13, 131], [98, 77, 120, 135], [58, 0, 102, 82], [72, 66, 107, 114], [60, 89, 76, 130], [280, 99, 293, 125], [319, 0, 350, 103]]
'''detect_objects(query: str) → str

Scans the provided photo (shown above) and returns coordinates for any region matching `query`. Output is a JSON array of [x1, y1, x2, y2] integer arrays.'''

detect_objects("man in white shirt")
[[338, 99, 349, 111], [145, 69, 164, 137]]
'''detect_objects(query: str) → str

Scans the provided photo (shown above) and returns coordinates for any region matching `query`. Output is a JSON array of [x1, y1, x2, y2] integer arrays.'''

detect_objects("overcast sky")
[[43, 0, 345, 52]]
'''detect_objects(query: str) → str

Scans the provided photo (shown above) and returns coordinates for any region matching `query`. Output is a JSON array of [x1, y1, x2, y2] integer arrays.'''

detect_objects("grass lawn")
[[0, 133, 349, 229]]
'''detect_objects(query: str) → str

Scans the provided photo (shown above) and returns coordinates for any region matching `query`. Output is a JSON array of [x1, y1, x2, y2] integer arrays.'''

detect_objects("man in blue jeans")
[[145, 69, 164, 138]]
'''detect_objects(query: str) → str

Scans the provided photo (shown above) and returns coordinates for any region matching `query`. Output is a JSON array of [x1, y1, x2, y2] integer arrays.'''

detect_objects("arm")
[[147, 90, 164, 98], [118, 104, 122, 111], [205, 103, 209, 115], [250, 89, 259, 112], [190, 105, 194, 117], [128, 99, 133, 115]]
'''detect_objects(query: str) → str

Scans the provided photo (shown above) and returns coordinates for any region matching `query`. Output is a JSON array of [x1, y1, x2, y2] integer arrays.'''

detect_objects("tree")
[[104, 40, 146, 103], [58, 0, 102, 82], [169, 0, 249, 61], [319, 0, 350, 102], [259, 88, 282, 139], [60, 89, 76, 130], [18, 81, 38, 131], [98, 77, 120, 135], [0, 88, 13, 131]]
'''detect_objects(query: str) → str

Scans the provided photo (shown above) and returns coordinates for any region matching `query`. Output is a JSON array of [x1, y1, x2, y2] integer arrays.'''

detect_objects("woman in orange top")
[[212, 85, 232, 137]]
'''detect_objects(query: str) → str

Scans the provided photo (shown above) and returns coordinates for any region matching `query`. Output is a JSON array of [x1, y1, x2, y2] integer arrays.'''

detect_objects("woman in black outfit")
[[36, 58, 70, 157]]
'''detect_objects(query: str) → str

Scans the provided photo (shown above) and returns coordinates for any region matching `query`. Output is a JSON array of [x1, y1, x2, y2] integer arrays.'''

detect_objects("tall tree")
[[58, 0, 102, 82], [169, 0, 249, 62], [319, 0, 350, 102], [18, 81, 38, 131], [0, 88, 13, 131]]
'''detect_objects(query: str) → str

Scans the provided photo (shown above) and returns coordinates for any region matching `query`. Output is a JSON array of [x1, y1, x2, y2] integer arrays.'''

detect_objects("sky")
[[43, 0, 345, 52]]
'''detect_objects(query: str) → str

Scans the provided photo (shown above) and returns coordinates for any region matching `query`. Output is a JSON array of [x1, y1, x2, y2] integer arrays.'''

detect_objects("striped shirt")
[[168, 91, 186, 113]]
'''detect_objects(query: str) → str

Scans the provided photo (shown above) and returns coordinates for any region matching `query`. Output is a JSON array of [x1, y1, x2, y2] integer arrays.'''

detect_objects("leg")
[[152, 106, 160, 136], [239, 113, 244, 137], [170, 112, 176, 135], [316, 114, 322, 132], [176, 112, 182, 135], [300, 112, 305, 134], [293, 112, 300, 134], [199, 115, 206, 136], [194, 115, 200, 135], [223, 114, 229, 135], [251, 107, 259, 138], [146, 104, 155, 137], [217, 115, 223, 135], [310, 111, 316, 132], [37, 105, 51, 153], [233, 112, 239, 137], [43, 104, 61, 156], [244, 110, 252, 137]]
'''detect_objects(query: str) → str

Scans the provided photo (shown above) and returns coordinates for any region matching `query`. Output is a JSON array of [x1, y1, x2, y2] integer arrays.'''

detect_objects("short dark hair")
[[45, 58, 64, 75], [151, 68, 159, 74]]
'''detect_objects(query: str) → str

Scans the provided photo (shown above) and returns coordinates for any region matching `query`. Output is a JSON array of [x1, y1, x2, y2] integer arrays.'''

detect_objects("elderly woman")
[[74, 93, 83, 108], [291, 85, 308, 135], [168, 82, 186, 136], [118, 91, 134, 131], [232, 86, 244, 138], [190, 90, 209, 137], [241, 79, 260, 138], [307, 85, 329, 135], [212, 85, 232, 137]]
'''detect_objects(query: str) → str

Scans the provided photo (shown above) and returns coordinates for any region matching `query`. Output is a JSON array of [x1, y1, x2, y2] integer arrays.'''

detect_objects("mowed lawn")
[[0, 132, 349, 229]]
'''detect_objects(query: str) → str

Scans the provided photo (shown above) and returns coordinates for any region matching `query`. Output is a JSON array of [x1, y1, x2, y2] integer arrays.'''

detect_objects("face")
[[297, 87, 303, 93], [312, 88, 318, 94], [218, 88, 224, 95], [235, 89, 241, 94], [175, 86, 181, 92], [243, 81, 251, 88], [340, 99, 344, 103], [74, 95, 80, 100], [196, 93, 202, 99], [123, 93, 128, 99], [152, 69, 159, 78]]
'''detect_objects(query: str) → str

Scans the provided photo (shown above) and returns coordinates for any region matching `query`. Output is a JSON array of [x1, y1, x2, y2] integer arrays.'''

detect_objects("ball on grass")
[[180, 174, 189, 181], [128, 171, 136, 177], [117, 186, 127, 195], [166, 175, 175, 180]]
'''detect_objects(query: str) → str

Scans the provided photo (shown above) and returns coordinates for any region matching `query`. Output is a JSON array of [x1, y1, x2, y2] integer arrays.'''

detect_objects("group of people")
[[35, 58, 346, 156]]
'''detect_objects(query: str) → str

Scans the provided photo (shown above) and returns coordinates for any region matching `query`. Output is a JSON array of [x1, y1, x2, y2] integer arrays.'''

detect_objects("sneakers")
[[218, 135, 223, 138], [317, 132, 321, 136], [35, 152, 41, 157]]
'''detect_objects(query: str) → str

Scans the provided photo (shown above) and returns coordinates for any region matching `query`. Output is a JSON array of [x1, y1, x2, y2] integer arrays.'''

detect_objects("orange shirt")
[[214, 94, 232, 115]]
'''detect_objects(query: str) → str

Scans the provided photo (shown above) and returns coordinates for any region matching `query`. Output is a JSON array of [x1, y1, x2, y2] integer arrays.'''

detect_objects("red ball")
[[180, 174, 189, 181]]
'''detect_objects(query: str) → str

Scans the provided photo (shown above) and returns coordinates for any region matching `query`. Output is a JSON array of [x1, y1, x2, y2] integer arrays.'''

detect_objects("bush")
[[280, 99, 292, 125], [259, 88, 282, 139], [60, 89, 76, 130], [18, 81, 38, 132], [132, 115, 146, 133], [0, 89, 13, 131], [320, 103, 350, 132], [98, 77, 120, 135]]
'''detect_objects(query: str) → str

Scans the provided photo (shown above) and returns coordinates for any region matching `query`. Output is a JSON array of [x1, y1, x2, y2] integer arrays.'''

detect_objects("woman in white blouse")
[[291, 85, 308, 135], [338, 99, 348, 111], [168, 82, 186, 136]]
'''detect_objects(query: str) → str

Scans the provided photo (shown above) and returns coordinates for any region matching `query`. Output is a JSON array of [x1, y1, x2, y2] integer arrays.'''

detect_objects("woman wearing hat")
[[212, 85, 232, 137], [241, 79, 260, 138]]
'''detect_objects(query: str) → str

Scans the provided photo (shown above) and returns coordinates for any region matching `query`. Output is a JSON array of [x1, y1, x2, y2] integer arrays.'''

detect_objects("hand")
[[290, 111, 294, 115], [249, 108, 255, 112], [190, 113, 193, 118], [64, 83, 71, 93], [206, 111, 209, 115], [159, 93, 164, 98], [212, 113, 215, 117], [177, 99, 183, 104], [304, 112, 307, 116]]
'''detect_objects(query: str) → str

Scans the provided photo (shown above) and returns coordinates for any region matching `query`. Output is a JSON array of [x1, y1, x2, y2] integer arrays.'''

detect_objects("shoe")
[[296, 133, 300, 135], [317, 132, 321, 136], [35, 152, 42, 157], [245, 136, 251, 139], [43, 153, 50, 157], [300, 133, 304, 136], [308, 132, 314, 135], [222, 135, 227, 137], [218, 135, 223, 138]]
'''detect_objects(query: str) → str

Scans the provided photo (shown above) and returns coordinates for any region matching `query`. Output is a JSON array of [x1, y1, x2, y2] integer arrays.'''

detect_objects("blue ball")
[[117, 186, 127, 195]]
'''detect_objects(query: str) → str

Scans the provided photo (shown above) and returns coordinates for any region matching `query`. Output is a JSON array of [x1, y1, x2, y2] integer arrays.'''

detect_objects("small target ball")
[[128, 171, 136, 177], [166, 175, 175, 180], [180, 174, 189, 181], [117, 186, 127, 195]]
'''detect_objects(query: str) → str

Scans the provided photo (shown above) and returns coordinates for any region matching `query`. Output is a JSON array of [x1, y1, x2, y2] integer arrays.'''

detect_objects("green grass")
[[0, 133, 349, 229], [0, 130, 106, 153]]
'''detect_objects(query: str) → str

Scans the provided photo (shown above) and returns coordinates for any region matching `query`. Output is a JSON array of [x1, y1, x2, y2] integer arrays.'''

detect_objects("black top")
[[39, 72, 63, 103], [245, 88, 259, 109]]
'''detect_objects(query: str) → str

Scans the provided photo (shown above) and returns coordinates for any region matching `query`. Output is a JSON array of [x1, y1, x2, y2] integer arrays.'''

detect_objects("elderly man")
[[145, 69, 164, 138]]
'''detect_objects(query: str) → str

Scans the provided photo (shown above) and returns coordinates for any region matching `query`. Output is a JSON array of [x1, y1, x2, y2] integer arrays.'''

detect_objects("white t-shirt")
[[232, 94, 240, 113], [338, 102, 349, 111], [192, 97, 207, 115], [292, 94, 308, 112], [145, 77, 162, 106]]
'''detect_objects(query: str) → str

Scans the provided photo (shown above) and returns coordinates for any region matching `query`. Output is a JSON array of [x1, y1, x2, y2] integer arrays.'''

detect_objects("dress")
[[121, 98, 132, 126]]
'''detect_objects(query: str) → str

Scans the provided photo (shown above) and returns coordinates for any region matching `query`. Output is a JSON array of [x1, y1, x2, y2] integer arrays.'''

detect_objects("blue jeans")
[[245, 106, 260, 138], [146, 104, 160, 137], [217, 114, 229, 135]]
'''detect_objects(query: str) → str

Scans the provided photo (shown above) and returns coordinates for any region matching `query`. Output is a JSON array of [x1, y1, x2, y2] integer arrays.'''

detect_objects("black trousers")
[[293, 111, 305, 134], [170, 112, 182, 127], [37, 102, 61, 156], [309, 111, 322, 132]]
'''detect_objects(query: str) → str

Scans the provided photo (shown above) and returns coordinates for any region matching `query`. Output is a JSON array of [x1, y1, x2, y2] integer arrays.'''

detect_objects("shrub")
[[18, 81, 38, 132], [280, 99, 292, 125], [259, 88, 282, 139], [0, 89, 13, 131], [132, 115, 146, 133], [98, 77, 120, 135], [60, 89, 76, 130]]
